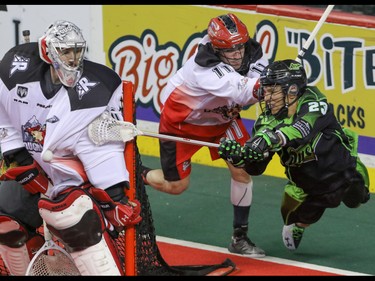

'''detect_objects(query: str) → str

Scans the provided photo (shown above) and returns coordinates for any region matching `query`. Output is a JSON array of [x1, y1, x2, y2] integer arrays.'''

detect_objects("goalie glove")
[[218, 138, 245, 168], [0, 159, 49, 194], [89, 187, 142, 230]]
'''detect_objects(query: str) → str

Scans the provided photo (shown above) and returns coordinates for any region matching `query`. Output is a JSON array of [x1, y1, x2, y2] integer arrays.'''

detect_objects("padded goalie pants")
[[0, 180, 42, 230]]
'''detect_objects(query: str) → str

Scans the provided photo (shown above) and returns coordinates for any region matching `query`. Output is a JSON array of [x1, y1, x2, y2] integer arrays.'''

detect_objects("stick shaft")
[[141, 131, 219, 148], [296, 5, 334, 63]]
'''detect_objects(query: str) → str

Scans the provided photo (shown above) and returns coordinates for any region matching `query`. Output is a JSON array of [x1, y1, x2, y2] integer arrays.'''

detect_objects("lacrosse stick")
[[88, 111, 220, 148], [295, 5, 334, 63], [25, 198, 80, 276]]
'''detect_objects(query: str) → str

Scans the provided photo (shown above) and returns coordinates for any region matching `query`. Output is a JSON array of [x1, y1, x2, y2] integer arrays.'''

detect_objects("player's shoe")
[[282, 223, 305, 250], [228, 228, 265, 257], [140, 165, 151, 185]]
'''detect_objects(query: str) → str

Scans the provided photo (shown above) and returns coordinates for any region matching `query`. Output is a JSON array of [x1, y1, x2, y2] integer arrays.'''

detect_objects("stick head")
[[88, 111, 142, 146], [26, 240, 80, 276]]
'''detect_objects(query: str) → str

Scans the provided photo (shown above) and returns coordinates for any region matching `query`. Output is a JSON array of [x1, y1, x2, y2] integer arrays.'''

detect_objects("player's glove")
[[89, 187, 142, 230], [218, 138, 245, 168], [241, 143, 267, 162], [251, 128, 282, 153]]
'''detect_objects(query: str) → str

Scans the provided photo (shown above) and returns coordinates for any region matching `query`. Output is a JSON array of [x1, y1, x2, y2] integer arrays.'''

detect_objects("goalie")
[[218, 59, 370, 251], [0, 20, 141, 275]]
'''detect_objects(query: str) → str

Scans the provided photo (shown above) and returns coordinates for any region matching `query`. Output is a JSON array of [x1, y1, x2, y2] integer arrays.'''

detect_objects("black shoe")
[[228, 228, 265, 257], [140, 165, 151, 185]]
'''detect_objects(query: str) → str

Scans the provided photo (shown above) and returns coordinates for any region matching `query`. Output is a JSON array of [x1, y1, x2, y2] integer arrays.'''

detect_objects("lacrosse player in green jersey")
[[218, 59, 370, 251]]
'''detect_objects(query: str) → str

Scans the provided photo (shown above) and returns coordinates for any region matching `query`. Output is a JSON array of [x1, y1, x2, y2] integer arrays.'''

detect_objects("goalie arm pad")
[[89, 184, 141, 229]]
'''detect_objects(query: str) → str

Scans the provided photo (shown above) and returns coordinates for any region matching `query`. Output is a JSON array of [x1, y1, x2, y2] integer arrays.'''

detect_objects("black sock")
[[233, 205, 250, 231]]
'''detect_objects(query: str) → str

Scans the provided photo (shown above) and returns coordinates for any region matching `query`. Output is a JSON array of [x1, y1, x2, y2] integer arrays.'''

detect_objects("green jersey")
[[246, 86, 361, 195]]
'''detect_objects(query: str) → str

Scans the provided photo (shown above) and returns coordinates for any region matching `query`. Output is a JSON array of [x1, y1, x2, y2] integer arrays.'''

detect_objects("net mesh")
[[88, 111, 138, 145], [112, 147, 183, 276], [26, 243, 80, 276]]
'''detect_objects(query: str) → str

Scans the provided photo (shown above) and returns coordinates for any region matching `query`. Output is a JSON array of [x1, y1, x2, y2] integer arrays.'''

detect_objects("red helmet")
[[207, 13, 249, 49]]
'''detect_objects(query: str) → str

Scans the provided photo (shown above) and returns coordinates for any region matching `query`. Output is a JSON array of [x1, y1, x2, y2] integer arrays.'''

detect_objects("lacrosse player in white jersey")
[[141, 13, 268, 257], [0, 20, 141, 275]]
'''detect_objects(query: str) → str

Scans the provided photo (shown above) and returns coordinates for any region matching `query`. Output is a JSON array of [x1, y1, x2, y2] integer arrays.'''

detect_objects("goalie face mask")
[[38, 20, 86, 88]]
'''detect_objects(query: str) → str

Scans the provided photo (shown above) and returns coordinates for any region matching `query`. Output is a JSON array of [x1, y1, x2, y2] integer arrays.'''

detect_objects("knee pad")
[[38, 188, 123, 275], [0, 215, 44, 275], [230, 179, 253, 206]]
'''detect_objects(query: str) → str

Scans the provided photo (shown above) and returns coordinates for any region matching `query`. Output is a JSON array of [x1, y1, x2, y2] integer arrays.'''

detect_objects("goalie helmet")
[[38, 20, 86, 87], [207, 13, 251, 74], [258, 59, 307, 119]]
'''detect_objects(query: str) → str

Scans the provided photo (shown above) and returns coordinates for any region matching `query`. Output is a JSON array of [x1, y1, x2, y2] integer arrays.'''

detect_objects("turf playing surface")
[[157, 237, 366, 276], [142, 155, 375, 276]]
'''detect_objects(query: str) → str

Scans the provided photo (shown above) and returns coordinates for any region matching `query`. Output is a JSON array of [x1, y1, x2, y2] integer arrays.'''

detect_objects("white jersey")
[[0, 42, 128, 198], [161, 35, 268, 128]]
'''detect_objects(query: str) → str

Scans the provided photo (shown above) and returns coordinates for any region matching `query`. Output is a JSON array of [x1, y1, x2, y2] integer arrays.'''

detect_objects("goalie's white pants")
[[38, 188, 123, 275]]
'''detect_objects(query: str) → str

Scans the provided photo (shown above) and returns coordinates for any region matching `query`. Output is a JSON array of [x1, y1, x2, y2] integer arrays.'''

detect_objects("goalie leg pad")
[[38, 188, 123, 275], [0, 215, 44, 275]]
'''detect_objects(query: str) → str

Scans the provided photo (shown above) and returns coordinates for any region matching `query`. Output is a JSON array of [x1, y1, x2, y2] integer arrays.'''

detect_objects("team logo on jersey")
[[22, 115, 46, 152], [17, 86, 28, 98], [10, 55, 30, 77], [238, 77, 249, 90], [205, 103, 242, 120], [75, 76, 99, 100]]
